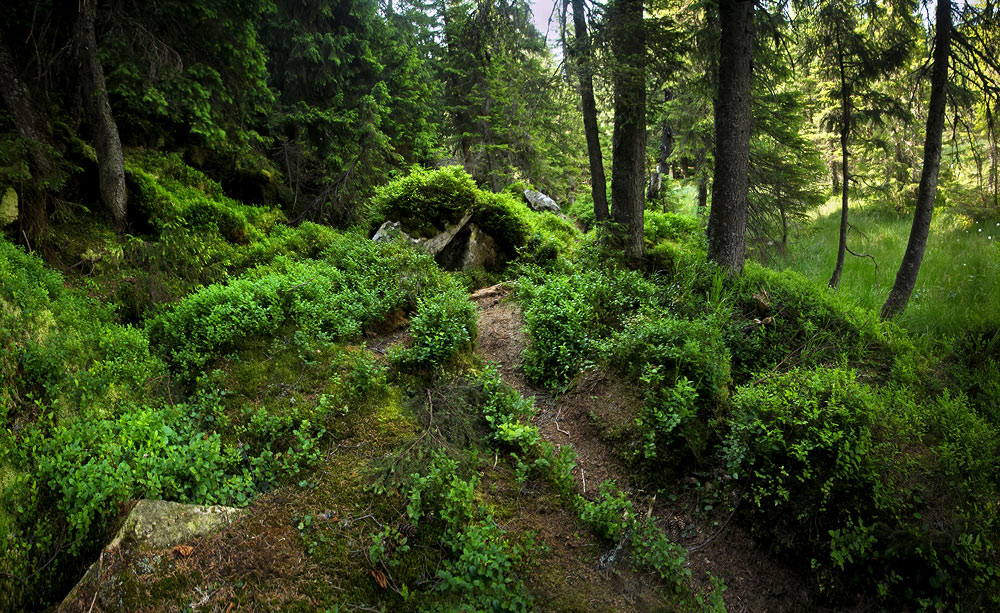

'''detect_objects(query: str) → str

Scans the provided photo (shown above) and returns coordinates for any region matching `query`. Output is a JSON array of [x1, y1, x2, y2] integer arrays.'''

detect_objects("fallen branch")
[[689, 488, 746, 553], [845, 244, 879, 284]]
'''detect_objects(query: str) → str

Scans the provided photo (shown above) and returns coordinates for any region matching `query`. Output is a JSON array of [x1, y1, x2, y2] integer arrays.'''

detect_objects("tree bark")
[[0, 30, 56, 182], [610, 0, 646, 261], [881, 0, 951, 319], [647, 102, 674, 203], [75, 0, 127, 229], [706, 0, 753, 274], [829, 25, 851, 289], [568, 0, 609, 222], [0, 29, 57, 231], [697, 174, 708, 215]]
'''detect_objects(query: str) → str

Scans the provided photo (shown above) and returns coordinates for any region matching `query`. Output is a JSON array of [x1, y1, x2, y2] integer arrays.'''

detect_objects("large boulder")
[[59, 500, 244, 612], [523, 189, 560, 214], [373, 211, 506, 271]]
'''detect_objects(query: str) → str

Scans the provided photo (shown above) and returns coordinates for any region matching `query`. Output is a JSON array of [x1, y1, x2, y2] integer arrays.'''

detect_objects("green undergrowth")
[[47, 150, 341, 321], [0, 197, 484, 609], [725, 368, 999, 608], [514, 218, 1000, 608], [148, 232, 455, 384], [777, 199, 1000, 338]]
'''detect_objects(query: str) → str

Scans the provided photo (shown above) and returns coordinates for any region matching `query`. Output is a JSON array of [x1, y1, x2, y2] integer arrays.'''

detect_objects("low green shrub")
[[643, 210, 701, 247], [577, 481, 635, 542], [611, 315, 731, 404], [369, 165, 480, 238], [726, 262, 908, 383], [519, 268, 663, 390], [608, 314, 730, 464], [371, 451, 536, 611], [0, 238, 165, 417], [395, 286, 477, 371], [150, 235, 447, 382], [723, 367, 1000, 608]]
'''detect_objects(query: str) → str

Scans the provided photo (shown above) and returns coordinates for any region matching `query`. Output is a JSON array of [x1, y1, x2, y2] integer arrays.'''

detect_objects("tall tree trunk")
[[75, 0, 127, 229], [829, 26, 851, 289], [706, 0, 753, 274], [697, 174, 708, 215], [831, 159, 841, 195], [647, 91, 674, 202], [568, 0, 609, 222], [779, 201, 788, 245], [0, 31, 55, 181], [610, 0, 646, 261], [0, 29, 56, 231], [881, 0, 951, 319]]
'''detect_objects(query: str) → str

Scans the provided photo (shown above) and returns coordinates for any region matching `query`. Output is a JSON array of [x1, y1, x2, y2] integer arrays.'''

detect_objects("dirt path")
[[471, 284, 819, 612]]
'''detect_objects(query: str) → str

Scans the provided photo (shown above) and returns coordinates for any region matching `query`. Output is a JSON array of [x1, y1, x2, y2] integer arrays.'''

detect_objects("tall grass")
[[774, 198, 1000, 339]]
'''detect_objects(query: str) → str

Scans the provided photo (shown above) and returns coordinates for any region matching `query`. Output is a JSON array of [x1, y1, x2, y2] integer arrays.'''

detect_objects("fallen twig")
[[689, 489, 746, 553]]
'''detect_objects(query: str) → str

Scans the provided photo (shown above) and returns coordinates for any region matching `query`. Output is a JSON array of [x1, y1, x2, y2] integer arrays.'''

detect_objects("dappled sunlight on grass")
[[774, 198, 1000, 339]]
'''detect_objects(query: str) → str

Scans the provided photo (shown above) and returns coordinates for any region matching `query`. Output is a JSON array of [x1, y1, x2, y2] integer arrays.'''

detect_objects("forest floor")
[[60, 285, 855, 613], [470, 285, 822, 613]]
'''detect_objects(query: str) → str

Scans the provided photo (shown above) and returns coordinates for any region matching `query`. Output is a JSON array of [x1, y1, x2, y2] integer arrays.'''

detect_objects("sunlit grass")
[[773, 197, 1000, 339]]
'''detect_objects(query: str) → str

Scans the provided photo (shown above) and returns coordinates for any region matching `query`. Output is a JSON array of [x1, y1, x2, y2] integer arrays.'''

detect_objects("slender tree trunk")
[[75, 0, 127, 229], [706, 0, 753, 274], [831, 159, 841, 195], [780, 201, 788, 245], [610, 0, 646, 261], [647, 121, 674, 203], [988, 105, 999, 208], [697, 174, 708, 215], [881, 0, 951, 319], [829, 27, 851, 289], [647, 91, 674, 202], [568, 0, 609, 222]]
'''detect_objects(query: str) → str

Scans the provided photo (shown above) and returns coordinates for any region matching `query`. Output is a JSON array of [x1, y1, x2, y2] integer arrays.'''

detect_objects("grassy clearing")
[[775, 198, 1000, 339]]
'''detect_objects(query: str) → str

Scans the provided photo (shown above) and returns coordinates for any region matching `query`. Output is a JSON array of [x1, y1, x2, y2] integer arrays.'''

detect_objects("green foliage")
[[27, 400, 257, 553], [101, 0, 274, 150], [395, 287, 477, 371], [612, 315, 731, 404], [631, 516, 692, 593], [727, 261, 906, 383], [375, 451, 535, 611], [577, 481, 635, 542], [150, 235, 446, 382], [370, 166, 480, 238], [643, 210, 701, 247], [0, 237, 164, 416], [723, 368, 1000, 608], [519, 268, 662, 389]]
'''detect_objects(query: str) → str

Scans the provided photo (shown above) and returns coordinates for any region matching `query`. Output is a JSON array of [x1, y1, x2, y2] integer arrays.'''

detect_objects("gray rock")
[[59, 500, 244, 611], [460, 224, 500, 270], [523, 189, 560, 214], [108, 499, 243, 551], [418, 210, 473, 256], [372, 220, 415, 243]]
